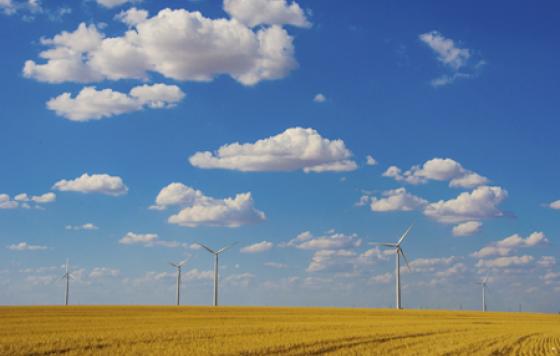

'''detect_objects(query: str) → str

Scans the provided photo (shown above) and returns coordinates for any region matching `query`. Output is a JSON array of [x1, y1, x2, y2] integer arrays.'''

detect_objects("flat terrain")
[[0, 306, 559, 355]]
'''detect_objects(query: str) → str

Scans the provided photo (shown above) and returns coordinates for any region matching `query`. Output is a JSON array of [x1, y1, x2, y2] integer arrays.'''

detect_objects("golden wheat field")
[[0, 306, 559, 355]]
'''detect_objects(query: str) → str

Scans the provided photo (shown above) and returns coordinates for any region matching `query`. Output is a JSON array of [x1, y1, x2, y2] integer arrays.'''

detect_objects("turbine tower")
[[373, 225, 413, 310], [169, 259, 189, 306], [197, 242, 236, 307], [61, 259, 71, 306], [477, 274, 489, 312]]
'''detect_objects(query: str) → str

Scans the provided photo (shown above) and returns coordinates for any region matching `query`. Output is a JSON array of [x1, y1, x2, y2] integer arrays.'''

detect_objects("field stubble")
[[0, 306, 559, 355]]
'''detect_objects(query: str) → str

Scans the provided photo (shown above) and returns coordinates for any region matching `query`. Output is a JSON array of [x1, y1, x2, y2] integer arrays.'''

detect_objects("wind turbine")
[[169, 259, 189, 306], [60, 259, 72, 306], [477, 274, 489, 312], [372, 225, 413, 310], [197, 242, 236, 307]]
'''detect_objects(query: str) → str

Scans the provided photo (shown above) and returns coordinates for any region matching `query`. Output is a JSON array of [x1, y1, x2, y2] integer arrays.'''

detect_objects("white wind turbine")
[[477, 274, 490, 312], [197, 242, 236, 307], [169, 259, 189, 306], [372, 225, 413, 310], [60, 259, 72, 306]]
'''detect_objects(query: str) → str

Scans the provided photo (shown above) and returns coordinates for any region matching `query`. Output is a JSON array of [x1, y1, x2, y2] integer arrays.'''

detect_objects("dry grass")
[[1, 306, 559, 355]]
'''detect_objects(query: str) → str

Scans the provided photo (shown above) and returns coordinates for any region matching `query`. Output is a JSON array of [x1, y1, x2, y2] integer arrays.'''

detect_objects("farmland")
[[1, 306, 559, 355]]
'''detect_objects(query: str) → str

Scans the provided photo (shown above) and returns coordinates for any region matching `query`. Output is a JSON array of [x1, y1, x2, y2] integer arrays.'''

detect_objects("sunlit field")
[[1, 306, 559, 355]]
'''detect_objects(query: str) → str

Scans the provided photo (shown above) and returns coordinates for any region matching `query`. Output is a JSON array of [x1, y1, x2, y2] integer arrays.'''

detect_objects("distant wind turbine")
[[197, 242, 236, 306], [372, 225, 413, 310], [60, 259, 72, 306], [169, 258, 190, 306], [477, 274, 490, 312]]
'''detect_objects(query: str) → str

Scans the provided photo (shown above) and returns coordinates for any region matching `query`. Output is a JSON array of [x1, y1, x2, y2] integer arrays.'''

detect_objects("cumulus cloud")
[[89, 267, 120, 279], [472, 232, 548, 258], [313, 93, 326, 103], [419, 31, 482, 87], [189, 127, 357, 173], [370, 272, 392, 284], [368, 187, 428, 212], [7, 242, 48, 251], [419, 31, 470, 70], [96, 0, 135, 9], [24, 7, 303, 86], [53, 173, 128, 196], [408, 256, 457, 272], [452, 221, 482, 237], [152, 182, 266, 228], [115, 7, 148, 27], [537, 256, 556, 269], [306, 248, 382, 273], [549, 200, 560, 210], [476, 255, 533, 268], [365, 155, 377, 166], [240, 241, 273, 253], [423, 186, 508, 224], [224, 0, 310, 28], [47, 84, 185, 121], [383, 158, 488, 188], [118, 232, 190, 249], [0, 192, 55, 209], [282, 231, 361, 250], [65, 223, 99, 231]]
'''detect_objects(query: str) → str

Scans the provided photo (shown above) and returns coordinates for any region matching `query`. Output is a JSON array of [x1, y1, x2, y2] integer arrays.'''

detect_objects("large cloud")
[[53, 173, 128, 196], [47, 84, 185, 121], [152, 182, 266, 228], [189, 127, 357, 173], [223, 0, 310, 28], [24, 7, 303, 86], [383, 158, 488, 188], [423, 186, 508, 224]]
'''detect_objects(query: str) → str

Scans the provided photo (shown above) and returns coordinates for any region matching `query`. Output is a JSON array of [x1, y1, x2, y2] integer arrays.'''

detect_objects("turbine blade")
[[196, 242, 216, 254], [178, 257, 191, 267], [399, 248, 410, 270], [483, 273, 489, 284], [371, 242, 397, 248], [397, 224, 413, 246], [169, 262, 178, 268], [217, 242, 237, 254]]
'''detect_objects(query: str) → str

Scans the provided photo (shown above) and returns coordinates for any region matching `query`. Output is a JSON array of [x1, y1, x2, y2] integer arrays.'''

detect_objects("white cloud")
[[153, 182, 266, 228], [383, 158, 488, 188], [47, 84, 185, 121], [370, 272, 392, 284], [365, 155, 377, 166], [25, 8, 303, 86], [423, 186, 508, 224], [472, 232, 548, 258], [189, 127, 357, 173], [53, 173, 128, 196], [409, 256, 457, 271], [264, 262, 287, 269], [549, 200, 560, 210], [31, 192, 56, 203], [14, 193, 29, 202], [283, 231, 361, 250], [369, 187, 428, 212], [0, 0, 15, 14], [115, 7, 148, 27], [89, 267, 120, 279], [476, 255, 533, 268], [7, 242, 47, 251], [419, 31, 470, 70], [313, 93, 326, 103], [434, 263, 467, 278], [306, 247, 382, 273], [537, 256, 556, 269], [223, 0, 310, 28], [240, 241, 273, 253], [224, 272, 255, 287], [65, 223, 99, 231], [119, 232, 158, 245], [183, 268, 213, 282], [452, 221, 482, 237], [97, 0, 134, 9]]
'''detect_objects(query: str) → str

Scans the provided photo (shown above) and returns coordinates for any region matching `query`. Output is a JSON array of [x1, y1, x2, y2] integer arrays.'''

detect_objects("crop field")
[[1, 306, 559, 355]]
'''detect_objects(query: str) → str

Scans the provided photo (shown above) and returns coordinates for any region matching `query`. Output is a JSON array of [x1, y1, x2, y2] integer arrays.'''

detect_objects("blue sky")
[[1, 0, 559, 312]]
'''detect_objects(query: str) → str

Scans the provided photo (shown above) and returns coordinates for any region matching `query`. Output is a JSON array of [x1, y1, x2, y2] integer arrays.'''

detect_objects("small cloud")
[[548, 200, 560, 210], [452, 221, 482, 237], [365, 155, 377, 166], [65, 223, 99, 231], [313, 93, 326, 103], [240, 241, 273, 254], [7, 242, 48, 251]]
